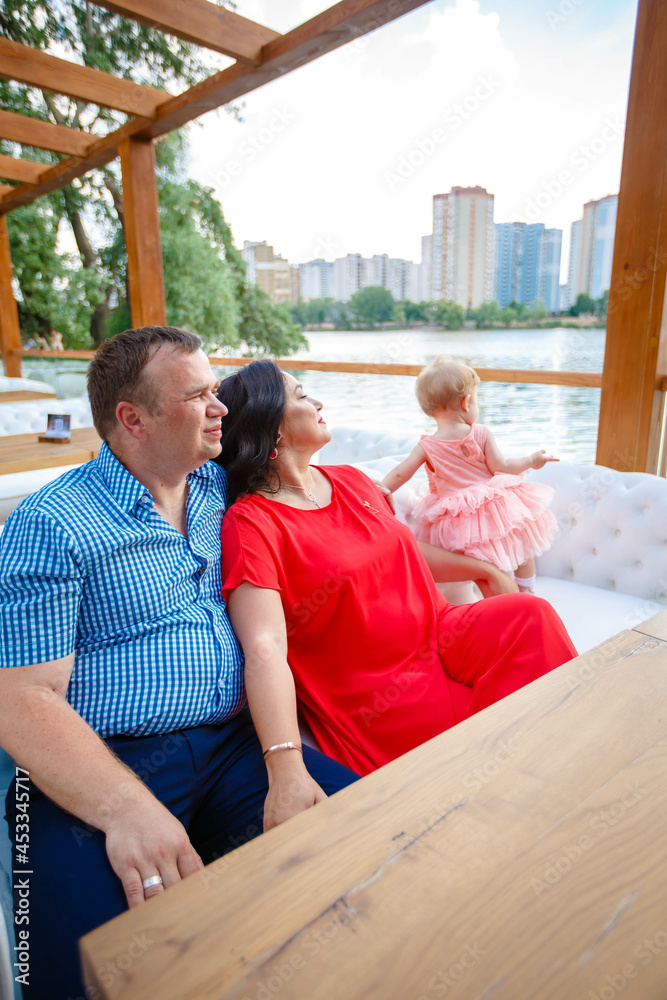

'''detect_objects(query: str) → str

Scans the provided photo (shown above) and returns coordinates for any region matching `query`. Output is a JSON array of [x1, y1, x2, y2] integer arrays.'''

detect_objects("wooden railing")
[[13, 348, 604, 389]]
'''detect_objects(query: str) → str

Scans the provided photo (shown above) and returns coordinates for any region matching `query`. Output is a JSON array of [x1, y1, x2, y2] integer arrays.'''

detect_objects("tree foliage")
[[0, 1, 304, 355], [349, 286, 395, 328]]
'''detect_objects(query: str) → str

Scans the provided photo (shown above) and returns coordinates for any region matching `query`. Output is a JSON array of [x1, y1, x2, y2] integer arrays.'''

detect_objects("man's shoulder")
[[10, 460, 101, 523]]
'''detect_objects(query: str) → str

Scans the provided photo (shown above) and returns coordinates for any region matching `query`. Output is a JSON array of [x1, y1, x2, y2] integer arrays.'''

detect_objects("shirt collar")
[[95, 442, 222, 512]]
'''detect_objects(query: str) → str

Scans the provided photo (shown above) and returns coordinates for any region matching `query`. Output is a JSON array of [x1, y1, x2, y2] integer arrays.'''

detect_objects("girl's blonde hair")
[[416, 357, 480, 415]]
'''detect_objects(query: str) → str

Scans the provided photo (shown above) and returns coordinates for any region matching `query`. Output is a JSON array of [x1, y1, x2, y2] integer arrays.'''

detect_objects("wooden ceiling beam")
[[89, 0, 281, 65], [0, 37, 170, 117], [0, 108, 93, 156], [0, 153, 46, 184], [0, 0, 433, 214]]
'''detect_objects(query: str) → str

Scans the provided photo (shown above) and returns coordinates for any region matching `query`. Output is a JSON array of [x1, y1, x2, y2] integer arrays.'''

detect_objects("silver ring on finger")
[[142, 875, 163, 890]]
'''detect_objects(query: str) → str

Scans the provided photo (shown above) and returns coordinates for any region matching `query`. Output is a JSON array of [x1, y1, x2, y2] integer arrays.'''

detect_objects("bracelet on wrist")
[[262, 741, 303, 760]]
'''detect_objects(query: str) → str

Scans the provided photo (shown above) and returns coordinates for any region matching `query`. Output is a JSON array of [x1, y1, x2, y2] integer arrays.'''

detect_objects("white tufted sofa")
[[0, 395, 94, 524], [318, 427, 667, 654]]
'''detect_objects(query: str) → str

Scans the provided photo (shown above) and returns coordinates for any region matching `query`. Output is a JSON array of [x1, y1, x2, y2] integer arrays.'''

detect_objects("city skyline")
[[188, 0, 637, 283]]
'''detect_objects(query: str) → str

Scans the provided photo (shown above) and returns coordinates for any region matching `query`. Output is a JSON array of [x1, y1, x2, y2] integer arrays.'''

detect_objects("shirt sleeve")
[[220, 506, 282, 601], [0, 508, 84, 668]]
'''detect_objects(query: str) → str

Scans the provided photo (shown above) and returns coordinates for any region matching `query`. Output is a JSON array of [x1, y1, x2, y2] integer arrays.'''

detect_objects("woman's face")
[[279, 374, 331, 452]]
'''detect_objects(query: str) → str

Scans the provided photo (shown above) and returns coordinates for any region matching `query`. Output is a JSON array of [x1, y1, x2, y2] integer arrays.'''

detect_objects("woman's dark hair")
[[215, 359, 286, 506]]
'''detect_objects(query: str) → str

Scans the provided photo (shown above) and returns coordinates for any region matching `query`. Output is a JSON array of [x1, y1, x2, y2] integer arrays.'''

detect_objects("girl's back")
[[420, 424, 493, 497]]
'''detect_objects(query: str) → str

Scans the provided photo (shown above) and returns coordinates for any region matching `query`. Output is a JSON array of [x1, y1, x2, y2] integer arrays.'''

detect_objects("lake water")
[[254, 328, 605, 465], [23, 326, 605, 464]]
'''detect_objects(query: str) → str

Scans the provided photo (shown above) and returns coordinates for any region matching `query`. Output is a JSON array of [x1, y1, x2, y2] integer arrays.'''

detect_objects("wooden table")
[[0, 390, 57, 402], [0, 426, 101, 475], [81, 611, 667, 1000]]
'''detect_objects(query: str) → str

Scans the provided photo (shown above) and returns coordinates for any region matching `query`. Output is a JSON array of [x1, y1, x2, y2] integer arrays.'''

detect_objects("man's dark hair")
[[88, 326, 202, 441], [214, 360, 286, 507]]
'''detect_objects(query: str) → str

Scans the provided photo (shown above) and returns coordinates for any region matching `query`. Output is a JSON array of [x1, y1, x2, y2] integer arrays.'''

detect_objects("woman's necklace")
[[282, 472, 321, 508]]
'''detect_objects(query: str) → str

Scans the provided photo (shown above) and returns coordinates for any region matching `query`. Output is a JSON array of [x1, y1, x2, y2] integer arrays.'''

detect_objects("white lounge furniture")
[[319, 427, 667, 654]]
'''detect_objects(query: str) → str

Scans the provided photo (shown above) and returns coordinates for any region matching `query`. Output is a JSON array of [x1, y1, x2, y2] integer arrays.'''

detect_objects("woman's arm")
[[417, 541, 518, 597], [226, 582, 327, 830], [381, 444, 428, 493], [484, 428, 558, 475]]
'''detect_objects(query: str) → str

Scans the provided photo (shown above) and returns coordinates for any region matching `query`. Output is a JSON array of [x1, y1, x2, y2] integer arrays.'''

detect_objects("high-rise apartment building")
[[565, 195, 618, 306], [242, 241, 300, 304], [494, 223, 562, 312], [301, 253, 422, 302], [300, 258, 333, 300], [431, 186, 495, 308], [539, 229, 563, 314]]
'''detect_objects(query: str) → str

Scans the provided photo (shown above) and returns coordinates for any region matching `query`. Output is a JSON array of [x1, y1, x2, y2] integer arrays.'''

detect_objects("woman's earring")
[[270, 431, 281, 460]]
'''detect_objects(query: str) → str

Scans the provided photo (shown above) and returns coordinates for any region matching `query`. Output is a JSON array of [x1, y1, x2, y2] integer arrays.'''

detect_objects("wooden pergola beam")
[[0, 107, 93, 156], [0, 153, 45, 184], [0, 37, 170, 118], [90, 0, 281, 65], [119, 136, 166, 328], [0, 215, 22, 377], [0, 0, 432, 214], [596, 0, 667, 473]]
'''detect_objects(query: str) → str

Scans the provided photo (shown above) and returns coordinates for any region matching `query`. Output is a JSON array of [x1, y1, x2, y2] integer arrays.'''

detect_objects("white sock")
[[514, 574, 536, 589]]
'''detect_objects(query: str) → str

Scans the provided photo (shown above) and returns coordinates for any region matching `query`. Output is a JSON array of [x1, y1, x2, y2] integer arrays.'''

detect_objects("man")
[[0, 327, 358, 1000]]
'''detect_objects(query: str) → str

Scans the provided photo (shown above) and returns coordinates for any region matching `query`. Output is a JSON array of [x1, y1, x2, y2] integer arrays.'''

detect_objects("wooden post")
[[119, 136, 166, 329], [0, 214, 22, 377], [596, 0, 667, 473]]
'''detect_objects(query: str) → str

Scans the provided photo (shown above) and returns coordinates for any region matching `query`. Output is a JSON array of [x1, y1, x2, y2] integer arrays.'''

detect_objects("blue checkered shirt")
[[0, 443, 244, 737]]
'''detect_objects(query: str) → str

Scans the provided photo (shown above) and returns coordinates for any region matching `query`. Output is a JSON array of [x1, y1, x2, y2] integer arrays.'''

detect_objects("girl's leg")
[[438, 593, 577, 720], [514, 557, 536, 593]]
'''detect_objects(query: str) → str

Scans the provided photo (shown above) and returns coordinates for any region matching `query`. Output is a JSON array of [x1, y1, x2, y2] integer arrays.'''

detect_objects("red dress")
[[221, 465, 576, 776]]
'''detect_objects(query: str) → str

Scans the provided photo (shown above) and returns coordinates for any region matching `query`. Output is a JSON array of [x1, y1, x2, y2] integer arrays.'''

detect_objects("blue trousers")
[[5, 707, 359, 1000]]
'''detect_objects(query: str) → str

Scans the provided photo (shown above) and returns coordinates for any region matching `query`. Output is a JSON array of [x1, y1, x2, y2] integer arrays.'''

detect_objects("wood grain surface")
[[81, 616, 667, 999], [0, 425, 101, 474]]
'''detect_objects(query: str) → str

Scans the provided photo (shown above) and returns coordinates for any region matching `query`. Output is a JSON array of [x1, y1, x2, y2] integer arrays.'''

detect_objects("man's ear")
[[461, 394, 471, 413], [115, 400, 149, 439]]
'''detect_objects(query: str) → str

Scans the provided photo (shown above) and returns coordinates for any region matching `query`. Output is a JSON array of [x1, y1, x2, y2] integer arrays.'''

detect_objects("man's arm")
[[0, 655, 203, 908]]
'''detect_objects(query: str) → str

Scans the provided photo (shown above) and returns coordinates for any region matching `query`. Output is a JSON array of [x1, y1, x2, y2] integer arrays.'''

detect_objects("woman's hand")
[[264, 753, 327, 831], [474, 564, 519, 598]]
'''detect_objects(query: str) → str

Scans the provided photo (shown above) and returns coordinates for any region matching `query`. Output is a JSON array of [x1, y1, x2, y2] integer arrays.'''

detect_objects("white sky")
[[187, 0, 637, 283]]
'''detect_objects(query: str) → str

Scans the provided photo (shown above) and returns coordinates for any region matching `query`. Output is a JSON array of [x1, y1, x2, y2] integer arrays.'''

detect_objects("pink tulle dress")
[[410, 424, 557, 573]]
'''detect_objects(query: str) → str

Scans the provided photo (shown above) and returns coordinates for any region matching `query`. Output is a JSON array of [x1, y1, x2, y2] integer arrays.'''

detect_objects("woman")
[[216, 361, 576, 829]]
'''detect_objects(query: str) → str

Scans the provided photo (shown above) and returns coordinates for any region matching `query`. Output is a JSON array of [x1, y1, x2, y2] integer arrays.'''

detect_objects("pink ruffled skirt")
[[410, 475, 557, 573]]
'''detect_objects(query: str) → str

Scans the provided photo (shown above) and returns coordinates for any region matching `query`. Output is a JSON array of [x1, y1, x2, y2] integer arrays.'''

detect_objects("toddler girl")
[[382, 357, 558, 593]]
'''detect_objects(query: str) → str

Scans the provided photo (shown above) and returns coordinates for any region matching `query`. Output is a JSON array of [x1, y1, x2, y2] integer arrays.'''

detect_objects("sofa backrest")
[[319, 427, 667, 603], [0, 395, 93, 437]]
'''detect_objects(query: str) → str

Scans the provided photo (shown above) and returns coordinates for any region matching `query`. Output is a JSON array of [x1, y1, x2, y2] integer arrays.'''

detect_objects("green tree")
[[349, 286, 394, 328], [430, 299, 465, 329], [595, 290, 609, 318], [500, 306, 518, 328], [471, 300, 503, 329], [570, 293, 596, 316], [525, 299, 548, 324], [1, 1, 304, 355]]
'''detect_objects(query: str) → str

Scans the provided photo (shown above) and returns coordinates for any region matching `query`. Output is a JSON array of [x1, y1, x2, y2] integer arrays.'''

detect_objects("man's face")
[[140, 346, 226, 469]]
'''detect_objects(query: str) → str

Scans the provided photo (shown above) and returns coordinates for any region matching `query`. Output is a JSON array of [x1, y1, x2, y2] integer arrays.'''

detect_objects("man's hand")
[[264, 755, 327, 832], [104, 797, 204, 909]]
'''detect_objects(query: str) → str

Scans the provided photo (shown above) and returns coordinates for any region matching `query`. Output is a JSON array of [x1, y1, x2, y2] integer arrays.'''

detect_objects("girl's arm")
[[484, 428, 558, 475], [381, 443, 428, 493], [226, 582, 327, 831]]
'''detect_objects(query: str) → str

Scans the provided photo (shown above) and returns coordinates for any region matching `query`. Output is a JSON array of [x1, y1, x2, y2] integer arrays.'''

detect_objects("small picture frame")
[[38, 413, 71, 443]]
